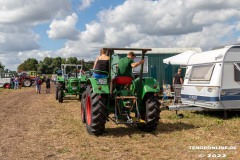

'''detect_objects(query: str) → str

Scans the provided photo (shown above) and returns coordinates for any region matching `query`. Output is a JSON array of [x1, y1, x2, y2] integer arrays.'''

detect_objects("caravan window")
[[234, 63, 240, 81], [189, 64, 215, 83]]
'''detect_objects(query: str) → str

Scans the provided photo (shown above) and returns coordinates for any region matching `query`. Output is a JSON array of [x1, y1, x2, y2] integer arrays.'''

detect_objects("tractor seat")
[[113, 76, 133, 85]]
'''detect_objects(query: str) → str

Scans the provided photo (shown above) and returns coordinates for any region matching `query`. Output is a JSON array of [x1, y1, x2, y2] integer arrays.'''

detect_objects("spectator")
[[35, 75, 42, 94], [173, 68, 183, 103], [45, 76, 51, 93], [14, 76, 19, 89], [173, 68, 183, 85], [10, 76, 14, 89], [92, 49, 109, 78], [53, 76, 56, 85]]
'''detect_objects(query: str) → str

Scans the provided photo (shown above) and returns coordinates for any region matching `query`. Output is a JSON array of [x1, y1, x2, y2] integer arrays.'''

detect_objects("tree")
[[66, 57, 78, 64], [0, 62, 4, 70], [84, 61, 94, 71], [38, 57, 54, 74], [17, 58, 38, 72], [17, 56, 94, 74]]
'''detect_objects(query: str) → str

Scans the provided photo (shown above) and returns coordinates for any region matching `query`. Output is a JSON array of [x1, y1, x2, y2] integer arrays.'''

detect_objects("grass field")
[[0, 87, 239, 159]]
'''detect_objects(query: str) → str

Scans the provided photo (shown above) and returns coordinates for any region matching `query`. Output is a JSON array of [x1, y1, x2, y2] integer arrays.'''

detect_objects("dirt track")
[[0, 84, 239, 160]]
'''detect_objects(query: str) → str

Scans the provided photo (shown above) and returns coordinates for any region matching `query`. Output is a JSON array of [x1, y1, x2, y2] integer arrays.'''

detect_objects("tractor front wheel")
[[22, 79, 32, 87], [137, 93, 161, 132], [81, 91, 86, 123], [85, 86, 107, 135], [58, 89, 63, 103]]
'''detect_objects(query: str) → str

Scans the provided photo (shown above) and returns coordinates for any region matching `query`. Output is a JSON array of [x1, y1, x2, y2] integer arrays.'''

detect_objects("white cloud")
[[175, 24, 236, 49], [79, 0, 95, 11], [47, 13, 80, 40], [45, 0, 240, 65], [0, 26, 40, 52], [183, 0, 240, 10], [1, 0, 240, 71], [0, 0, 72, 54], [192, 9, 240, 25], [0, 0, 71, 25], [81, 22, 104, 43]]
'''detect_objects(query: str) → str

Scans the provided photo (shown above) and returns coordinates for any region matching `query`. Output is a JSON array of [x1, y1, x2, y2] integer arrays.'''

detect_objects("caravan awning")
[[163, 50, 197, 65]]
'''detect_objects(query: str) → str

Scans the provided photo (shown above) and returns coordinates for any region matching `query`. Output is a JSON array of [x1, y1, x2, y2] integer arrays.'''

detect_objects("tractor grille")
[[71, 82, 78, 87]]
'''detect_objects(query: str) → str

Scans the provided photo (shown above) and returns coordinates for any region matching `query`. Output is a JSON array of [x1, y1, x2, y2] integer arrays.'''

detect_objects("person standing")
[[45, 76, 51, 93], [172, 68, 183, 103], [14, 76, 19, 89], [10, 76, 14, 89], [35, 75, 42, 94], [173, 68, 183, 85]]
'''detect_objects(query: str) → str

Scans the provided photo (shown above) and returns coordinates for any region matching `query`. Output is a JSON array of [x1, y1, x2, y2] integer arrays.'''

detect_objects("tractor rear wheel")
[[85, 86, 107, 135], [58, 89, 63, 103], [22, 79, 32, 87], [81, 91, 86, 123], [137, 93, 161, 132]]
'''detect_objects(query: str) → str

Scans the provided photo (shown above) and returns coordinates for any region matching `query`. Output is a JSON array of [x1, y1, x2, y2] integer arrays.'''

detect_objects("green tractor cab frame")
[[56, 64, 87, 103], [81, 48, 161, 135]]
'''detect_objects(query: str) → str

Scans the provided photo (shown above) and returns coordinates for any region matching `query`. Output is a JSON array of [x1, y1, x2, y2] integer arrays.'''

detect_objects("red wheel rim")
[[86, 95, 92, 125]]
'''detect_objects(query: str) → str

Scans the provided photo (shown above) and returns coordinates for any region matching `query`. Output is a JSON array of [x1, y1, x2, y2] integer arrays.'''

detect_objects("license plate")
[[72, 86, 77, 90], [189, 95, 197, 101], [97, 79, 107, 84]]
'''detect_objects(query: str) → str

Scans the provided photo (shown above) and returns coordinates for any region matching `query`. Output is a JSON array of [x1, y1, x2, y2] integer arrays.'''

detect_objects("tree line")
[[17, 57, 94, 74]]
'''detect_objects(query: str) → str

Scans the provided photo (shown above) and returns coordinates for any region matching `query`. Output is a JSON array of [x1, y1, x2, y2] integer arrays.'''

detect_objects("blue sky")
[[0, 0, 240, 71]]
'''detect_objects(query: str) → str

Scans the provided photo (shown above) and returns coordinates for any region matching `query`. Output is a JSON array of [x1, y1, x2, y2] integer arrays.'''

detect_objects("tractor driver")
[[117, 51, 144, 77], [110, 51, 144, 95]]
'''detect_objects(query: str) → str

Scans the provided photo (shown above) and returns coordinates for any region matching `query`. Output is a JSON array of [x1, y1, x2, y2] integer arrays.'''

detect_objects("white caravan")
[[179, 45, 240, 111]]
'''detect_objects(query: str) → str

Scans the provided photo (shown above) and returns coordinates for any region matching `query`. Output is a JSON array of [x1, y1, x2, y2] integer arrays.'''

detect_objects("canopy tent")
[[163, 50, 198, 65]]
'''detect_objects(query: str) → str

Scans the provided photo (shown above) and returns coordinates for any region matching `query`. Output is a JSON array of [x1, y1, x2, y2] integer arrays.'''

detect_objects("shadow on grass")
[[193, 110, 240, 119], [103, 122, 196, 137], [61, 98, 80, 103]]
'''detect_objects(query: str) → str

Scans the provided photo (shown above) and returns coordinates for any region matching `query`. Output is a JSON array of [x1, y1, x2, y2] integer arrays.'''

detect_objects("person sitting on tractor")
[[92, 49, 109, 78], [110, 51, 144, 94], [117, 51, 144, 77]]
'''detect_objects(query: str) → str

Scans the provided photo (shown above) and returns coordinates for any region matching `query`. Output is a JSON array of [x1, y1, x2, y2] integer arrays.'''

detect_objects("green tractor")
[[81, 48, 161, 135], [56, 64, 87, 103]]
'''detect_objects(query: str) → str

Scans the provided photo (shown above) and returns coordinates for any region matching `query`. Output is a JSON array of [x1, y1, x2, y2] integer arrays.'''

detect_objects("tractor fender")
[[87, 78, 109, 94], [133, 77, 160, 99], [141, 84, 160, 99]]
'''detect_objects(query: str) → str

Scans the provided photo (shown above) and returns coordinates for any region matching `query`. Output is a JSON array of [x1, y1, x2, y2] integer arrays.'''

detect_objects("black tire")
[[81, 91, 87, 123], [55, 87, 59, 100], [85, 86, 107, 135], [58, 90, 63, 103], [23, 79, 32, 87], [137, 93, 161, 132]]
